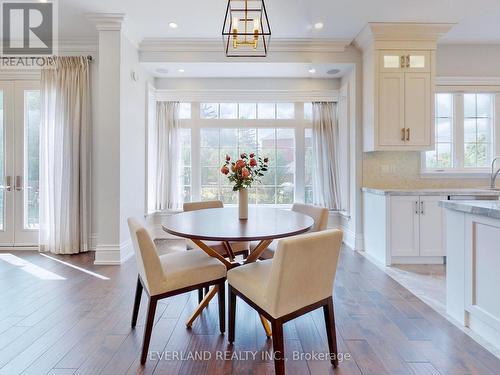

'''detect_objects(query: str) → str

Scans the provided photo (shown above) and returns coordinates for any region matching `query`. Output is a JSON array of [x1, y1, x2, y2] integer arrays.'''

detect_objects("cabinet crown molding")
[[354, 22, 455, 51]]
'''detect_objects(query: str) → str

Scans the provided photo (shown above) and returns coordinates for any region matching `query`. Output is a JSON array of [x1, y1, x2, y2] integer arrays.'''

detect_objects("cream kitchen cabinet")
[[363, 190, 446, 265], [355, 23, 453, 152]]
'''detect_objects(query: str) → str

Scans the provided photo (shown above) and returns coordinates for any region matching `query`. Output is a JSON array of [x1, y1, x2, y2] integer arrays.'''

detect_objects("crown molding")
[[354, 22, 455, 51], [154, 88, 339, 102], [58, 37, 98, 54], [86, 13, 127, 31], [140, 38, 351, 54]]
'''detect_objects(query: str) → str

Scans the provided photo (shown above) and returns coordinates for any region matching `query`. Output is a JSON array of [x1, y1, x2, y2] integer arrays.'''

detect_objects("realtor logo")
[[1, 0, 57, 55]]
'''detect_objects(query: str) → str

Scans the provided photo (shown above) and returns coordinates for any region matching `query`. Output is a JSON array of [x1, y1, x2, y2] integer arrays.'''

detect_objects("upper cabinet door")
[[406, 51, 431, 72], [379, 50, 405, 72], [404, 72, 431, 146], [378, 72, 405, 146]]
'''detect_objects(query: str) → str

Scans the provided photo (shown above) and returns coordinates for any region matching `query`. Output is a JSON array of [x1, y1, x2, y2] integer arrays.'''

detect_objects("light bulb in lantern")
[[232, 17, 239, 31], [253, 18, 260, 33]]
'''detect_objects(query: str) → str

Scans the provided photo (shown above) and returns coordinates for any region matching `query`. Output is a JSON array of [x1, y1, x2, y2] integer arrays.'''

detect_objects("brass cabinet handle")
[[15, 175, 23, 191], [5, 176, 12, 192], [415, 201, 419, 215], [406, 128, 410, 141], [420, 201, 424, 215], [401, 128, 406, 141], [405, 55, 410, 68], [400, 55, 406, 69]]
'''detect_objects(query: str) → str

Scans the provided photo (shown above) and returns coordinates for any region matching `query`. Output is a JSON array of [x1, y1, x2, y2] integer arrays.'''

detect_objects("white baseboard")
[[390, 256, 445, 265], [94, 240, 133, 265]]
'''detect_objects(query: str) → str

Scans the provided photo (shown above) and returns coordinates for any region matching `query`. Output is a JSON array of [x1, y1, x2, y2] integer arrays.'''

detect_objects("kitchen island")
[[440, 200, 500, 351]]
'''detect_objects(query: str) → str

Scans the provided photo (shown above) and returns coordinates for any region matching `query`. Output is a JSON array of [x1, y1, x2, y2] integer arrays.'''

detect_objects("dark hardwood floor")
[[1, 247, 500, 375]]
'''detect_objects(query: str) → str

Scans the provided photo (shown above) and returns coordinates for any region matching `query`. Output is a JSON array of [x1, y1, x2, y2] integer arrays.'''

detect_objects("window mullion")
[[495, 94, 500, 158], [454, 93, 465, 169]]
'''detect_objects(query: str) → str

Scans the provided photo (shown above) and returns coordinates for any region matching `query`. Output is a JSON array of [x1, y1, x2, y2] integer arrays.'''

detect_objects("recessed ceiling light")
[[177, 68, 185, 73], [308, 68, 316, 74], [327, 69, 341, 75], [168, 22, 178, 29], [314, 22, 324, 30]]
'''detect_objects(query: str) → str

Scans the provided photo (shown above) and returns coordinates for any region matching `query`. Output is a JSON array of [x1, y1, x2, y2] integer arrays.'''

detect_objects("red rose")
[[249, 153, 255, 158], [235, 160, 246, 169], [226, 154, 231, 161], [231, 164, 237, 172], [240, 153, 247, 159], [241, 168, 250, 178], [221, 165, 229, 175], [249, 158, 257, 167]]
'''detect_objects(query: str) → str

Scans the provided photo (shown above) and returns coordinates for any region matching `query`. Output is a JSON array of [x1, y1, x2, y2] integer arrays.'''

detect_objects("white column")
[[87, 13, 128, 265]]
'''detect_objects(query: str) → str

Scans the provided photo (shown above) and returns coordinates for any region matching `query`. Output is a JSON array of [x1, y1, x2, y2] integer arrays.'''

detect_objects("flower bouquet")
[[220, 152, 269, 219]]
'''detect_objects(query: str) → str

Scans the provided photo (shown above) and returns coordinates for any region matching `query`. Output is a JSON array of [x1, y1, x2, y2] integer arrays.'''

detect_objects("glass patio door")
[[0, 81, 40, 248]]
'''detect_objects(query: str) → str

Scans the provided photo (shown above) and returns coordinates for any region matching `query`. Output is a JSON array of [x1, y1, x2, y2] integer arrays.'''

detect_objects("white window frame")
[[421, 87, 500, 178], [181, 102, 310, 207]]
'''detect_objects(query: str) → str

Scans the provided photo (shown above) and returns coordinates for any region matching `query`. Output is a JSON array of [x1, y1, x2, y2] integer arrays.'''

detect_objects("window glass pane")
[[238, 103, 256, 119], [436, 143, 452, 168], [276, 103, 294, 119], [200, 128, 219, 147], [220, 103, 237, 119], [257, 103, 275, 119], [0, 91, 3, 230], [409, 55, 425, 68], [425, 93, 454, 170], [436, 93, 452, 118], [238, 129, 257, 153], [200, 103, 219, 119], [463, 93, 494, 168], [179, 103, 191, 119], [436, 118, 452, 142], [180, 129, 191, 202], [304, 103, 312, 120], [304, 128, 313, 203], [24, 91, 40, 229], [200, 148, 219, 166]]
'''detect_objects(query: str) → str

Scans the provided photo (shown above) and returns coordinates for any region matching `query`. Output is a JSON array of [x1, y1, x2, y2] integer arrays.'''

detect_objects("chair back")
[[292, 203, 329, 232], [128, 218, 166, 295], [265, 229, 343, 318], [183, 200, 223, 212]]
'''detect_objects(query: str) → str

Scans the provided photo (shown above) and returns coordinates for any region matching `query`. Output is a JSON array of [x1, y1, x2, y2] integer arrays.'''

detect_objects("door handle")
[[15, 175, 23, 191], [415, 201, 419, 215], [401, 128, 406, 141], [420, 201, 424, 215], [5, 176, 12, 192], [406, 128, 410, 141]]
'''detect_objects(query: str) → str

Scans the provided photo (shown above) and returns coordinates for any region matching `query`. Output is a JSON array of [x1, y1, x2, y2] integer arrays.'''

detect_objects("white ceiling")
[[143, 62, 351, 78], [61, 0, 500, 43]]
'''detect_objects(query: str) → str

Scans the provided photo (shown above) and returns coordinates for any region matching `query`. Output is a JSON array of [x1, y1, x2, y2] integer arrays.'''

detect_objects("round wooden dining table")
[[162, 207, 314, 333]]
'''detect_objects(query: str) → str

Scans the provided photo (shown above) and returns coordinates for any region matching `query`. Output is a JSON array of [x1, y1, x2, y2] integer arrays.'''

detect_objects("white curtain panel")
[[312, 102, 342, 210], [39, 56, 90, 254], [155, 101, 181, 210]]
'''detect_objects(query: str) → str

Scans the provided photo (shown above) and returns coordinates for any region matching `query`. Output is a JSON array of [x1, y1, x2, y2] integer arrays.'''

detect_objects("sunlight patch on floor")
[[0, 253, 65, 280], [39, 253, 110, 280]]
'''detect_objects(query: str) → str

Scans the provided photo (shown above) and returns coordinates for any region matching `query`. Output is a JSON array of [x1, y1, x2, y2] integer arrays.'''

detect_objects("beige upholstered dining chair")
[[128, 218, 227, 364], [253, 203, 329, 260], [183, 200, 250, 302], [227, 229, 343, 375]]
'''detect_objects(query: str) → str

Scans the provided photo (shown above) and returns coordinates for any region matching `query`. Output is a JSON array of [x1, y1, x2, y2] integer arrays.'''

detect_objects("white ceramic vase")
[[238, 189, 248, 220]]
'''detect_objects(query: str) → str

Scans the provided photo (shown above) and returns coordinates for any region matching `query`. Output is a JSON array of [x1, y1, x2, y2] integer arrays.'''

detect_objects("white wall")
[[119, 36, 154, 247], [437, 44, 500, 77]]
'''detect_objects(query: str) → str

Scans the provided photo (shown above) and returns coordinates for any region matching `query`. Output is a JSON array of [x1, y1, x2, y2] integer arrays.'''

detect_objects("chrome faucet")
[[491, 157, 500, 189]]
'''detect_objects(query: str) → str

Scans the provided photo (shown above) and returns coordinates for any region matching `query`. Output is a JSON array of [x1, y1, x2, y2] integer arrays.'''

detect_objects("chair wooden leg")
[[140, 297, 158, 365], [228, 286, 236, 343], [218, 281, 225, 334], [323, 297, 339, 367], [198, 288, 203, 303], [131, 276, 143, 328], [271, 319, 285, 375]]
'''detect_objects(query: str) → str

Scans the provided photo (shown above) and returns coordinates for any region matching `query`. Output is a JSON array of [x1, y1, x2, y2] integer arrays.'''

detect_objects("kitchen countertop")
[[362, 187, 500, 196], [439, 200, 500, 220]]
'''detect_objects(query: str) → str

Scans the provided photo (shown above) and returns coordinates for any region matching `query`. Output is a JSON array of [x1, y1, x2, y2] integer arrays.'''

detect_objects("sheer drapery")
[[311, 102, 342, 210], [39, 56, 90, 254], [155, 101, 181, 210]]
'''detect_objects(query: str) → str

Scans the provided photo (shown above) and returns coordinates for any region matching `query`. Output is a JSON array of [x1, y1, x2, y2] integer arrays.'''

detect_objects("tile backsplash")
[[363, 151, 489, 189]]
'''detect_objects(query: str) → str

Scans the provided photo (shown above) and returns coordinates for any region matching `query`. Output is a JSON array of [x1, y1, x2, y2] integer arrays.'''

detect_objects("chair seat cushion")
[[227, 260, 273, 312], [159, 249, 226, 294]]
